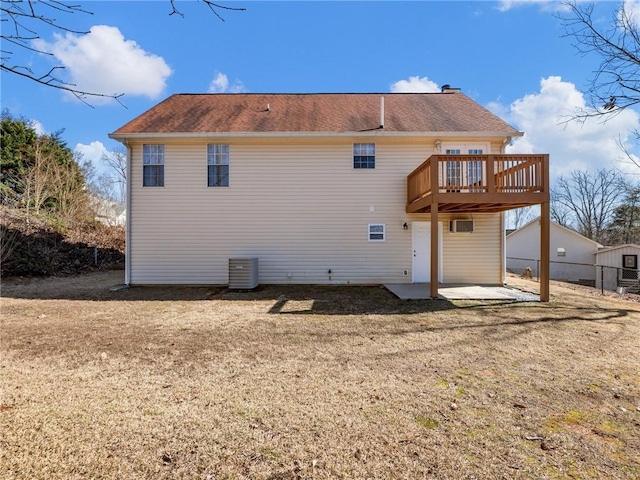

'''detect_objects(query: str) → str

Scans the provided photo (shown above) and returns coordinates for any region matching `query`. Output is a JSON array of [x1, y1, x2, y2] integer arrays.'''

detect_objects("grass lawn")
[[1, 271, 639, 479]]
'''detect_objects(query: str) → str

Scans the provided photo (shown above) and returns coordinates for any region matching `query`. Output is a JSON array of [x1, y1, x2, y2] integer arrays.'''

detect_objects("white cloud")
[[208, 72, 247, 93], [622, 1, 640, 27], [30, 119, 45, 136], [390, 76, 440, 93], [490, 76, 640, 178], [33, 25, 172, 103], [497, 1, 570, 13], [75, 141, 111, 174]]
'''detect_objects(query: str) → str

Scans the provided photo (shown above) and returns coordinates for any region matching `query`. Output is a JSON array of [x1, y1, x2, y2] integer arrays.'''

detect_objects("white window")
[[443, 145, 487, 192], [207, 144, 229, 187], [143, 144, 165, 187], [354, 143, 375, 169], [368, 223, 386, 241]]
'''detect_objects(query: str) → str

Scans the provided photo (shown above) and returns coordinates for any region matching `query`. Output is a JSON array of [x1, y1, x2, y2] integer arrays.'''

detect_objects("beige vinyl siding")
[[440, 213, 503, 284], [128, 137, 505, 285]]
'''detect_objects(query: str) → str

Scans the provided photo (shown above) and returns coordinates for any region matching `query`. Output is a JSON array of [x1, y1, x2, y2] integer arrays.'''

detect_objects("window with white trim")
[[143, 144, 165, 187], [444, 145, 486, 192], [368, 223, 386, 241], [207, 144, 229, 187], [354, 143, 375, 169]]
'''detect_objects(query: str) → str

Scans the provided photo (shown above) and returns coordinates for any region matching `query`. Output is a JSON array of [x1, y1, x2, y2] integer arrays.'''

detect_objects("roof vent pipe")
[[380, 96, 384, 129]]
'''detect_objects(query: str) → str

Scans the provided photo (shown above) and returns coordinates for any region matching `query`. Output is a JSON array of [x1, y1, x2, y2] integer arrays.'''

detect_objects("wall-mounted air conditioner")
[[449, 219, 474, 233]]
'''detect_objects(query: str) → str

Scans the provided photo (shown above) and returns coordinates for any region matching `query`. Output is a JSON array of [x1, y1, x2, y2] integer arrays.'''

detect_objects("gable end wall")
[[128, 137, 504, 285]]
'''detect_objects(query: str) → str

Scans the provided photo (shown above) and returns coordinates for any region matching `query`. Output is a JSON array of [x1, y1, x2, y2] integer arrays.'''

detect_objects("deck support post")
[[430, 203, 439, 299], [540, 200, 550, 302]]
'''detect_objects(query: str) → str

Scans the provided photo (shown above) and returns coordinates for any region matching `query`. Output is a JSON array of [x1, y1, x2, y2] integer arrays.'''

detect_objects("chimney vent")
[[441, 85, 461, 93]]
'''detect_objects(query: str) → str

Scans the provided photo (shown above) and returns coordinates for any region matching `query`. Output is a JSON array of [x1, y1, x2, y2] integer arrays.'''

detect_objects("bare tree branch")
[[1, 0, 245, 107], [559, 1, 640, 119], [169, 0, 245, 21], [0, 64, 125, 109], [101, 147, 127, 205], [616, 134, 640, 170]]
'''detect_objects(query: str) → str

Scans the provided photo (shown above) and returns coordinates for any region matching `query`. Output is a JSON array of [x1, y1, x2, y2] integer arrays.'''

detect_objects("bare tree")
[[508, 206, 536, 230], [551, 168, 627, 243], [49, 153, 91, 225], [559, 1, 640, 168], [550, 192, 573, 228], [1, 1, 244, 106], [22, 136, 55, 216], [102, 148, 127, 205], [78, 153, 113, 202]]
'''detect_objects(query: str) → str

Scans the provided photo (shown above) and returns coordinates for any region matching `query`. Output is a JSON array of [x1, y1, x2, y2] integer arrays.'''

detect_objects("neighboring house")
[[109, 91, 550, 299], [506, 219, 602, 284], [90, 196, 126, 227], [595, 244, 640, 291]]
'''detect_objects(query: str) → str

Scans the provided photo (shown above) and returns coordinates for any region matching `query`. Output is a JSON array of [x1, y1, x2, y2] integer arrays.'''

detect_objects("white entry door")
[[412, 221, 443, 283]]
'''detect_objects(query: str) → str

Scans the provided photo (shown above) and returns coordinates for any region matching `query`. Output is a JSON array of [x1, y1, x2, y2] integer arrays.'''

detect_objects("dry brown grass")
[[1, 272, 639, 479]]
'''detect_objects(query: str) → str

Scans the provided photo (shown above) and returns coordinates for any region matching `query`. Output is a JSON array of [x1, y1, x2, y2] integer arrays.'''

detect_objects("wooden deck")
[[406, 154, 551, 302], [407, 154, 549, 213]]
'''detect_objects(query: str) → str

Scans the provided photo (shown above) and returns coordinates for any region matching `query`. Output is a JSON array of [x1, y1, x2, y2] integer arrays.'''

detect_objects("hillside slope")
[[1, 209, 124, 277]]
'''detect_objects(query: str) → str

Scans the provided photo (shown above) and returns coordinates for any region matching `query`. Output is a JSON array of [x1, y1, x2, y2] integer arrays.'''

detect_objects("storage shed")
[[595, 244, 640, 291]]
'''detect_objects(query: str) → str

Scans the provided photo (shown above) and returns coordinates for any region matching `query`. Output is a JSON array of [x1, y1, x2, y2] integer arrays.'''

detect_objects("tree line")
[[551, 169, 639, 245], [0, 111, 127, 276], [0, 111, 122, 226], [1, 111, 88, 223]]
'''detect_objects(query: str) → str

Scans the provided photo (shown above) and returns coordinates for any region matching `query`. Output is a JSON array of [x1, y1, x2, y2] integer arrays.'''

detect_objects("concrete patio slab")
[[384, 283, 539, 301]]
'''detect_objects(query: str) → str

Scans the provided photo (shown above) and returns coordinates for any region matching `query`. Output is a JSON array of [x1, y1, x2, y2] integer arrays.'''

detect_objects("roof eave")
[[109, 130, 523, 141]]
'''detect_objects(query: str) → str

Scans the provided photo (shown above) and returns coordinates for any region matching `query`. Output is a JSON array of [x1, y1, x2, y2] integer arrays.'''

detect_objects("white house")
[[109, 91, 551, 299], [90, 196, 127, 227], [506, 219, 602, 284], [595, 244, 640, 291]]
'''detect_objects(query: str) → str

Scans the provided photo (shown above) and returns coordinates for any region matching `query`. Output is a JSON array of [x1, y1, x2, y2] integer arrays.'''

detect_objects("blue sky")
[[2, 0, 640, 180]]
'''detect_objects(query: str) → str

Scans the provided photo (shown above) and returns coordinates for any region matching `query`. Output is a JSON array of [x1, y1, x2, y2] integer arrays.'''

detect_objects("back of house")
[[110, 91, 549, 289]]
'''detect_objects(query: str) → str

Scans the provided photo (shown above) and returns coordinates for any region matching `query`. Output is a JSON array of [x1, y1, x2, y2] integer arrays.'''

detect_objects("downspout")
[[501, 211, 506, 285], [124, 139, 132, 286], [500, 136, 511, 286]]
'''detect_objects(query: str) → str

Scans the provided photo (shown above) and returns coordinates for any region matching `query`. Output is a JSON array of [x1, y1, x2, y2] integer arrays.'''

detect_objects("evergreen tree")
[[605, 187, 640, 245], [1, 111, 89, 223], [1, 110, 38, 201]]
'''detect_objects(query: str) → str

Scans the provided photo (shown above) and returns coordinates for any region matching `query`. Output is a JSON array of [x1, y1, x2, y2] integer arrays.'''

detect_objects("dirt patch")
[[1, 273, 639, 479]]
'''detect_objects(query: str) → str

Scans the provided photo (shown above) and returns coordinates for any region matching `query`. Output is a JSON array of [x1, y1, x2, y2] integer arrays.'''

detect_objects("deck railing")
[[407, 154, 547, 204]]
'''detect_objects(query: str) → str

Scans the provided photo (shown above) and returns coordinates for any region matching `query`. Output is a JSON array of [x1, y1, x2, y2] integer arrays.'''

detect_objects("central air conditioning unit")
[[228, 257, 259, 289], [449, 219, 474, 233]]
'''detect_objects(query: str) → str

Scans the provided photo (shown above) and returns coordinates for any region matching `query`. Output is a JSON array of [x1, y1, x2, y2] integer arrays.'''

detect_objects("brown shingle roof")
[[110, 93, 520, 136]]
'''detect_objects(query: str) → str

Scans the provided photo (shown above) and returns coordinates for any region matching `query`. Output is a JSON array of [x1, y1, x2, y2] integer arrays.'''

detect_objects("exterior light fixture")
[[403, 222, 408, 230]]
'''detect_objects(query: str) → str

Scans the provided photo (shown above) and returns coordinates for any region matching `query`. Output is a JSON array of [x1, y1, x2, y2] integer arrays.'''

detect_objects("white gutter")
[[501, 211, 506, 285], [500, 135, 513, 285], [109, 130, 524, 140]]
